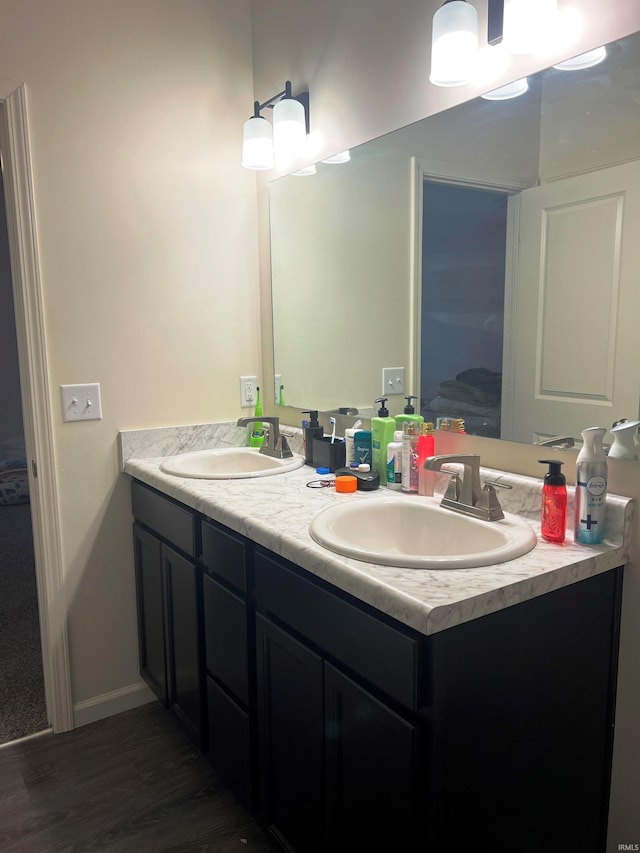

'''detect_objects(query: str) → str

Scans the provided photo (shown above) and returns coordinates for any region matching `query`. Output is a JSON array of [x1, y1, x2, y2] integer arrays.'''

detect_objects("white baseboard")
[[73, 681, 156, 729]]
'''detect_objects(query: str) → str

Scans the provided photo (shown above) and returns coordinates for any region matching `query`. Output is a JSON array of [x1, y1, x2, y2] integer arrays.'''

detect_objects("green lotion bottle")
[[394, 395, 424, 430], [371, 397, 396, 486]]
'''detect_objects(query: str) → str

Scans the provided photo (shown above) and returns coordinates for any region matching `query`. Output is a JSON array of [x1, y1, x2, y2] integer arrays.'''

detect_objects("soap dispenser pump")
[[371, 397, 396, 485], [301, 410, 323, 465], [539, 459, 567, 544]]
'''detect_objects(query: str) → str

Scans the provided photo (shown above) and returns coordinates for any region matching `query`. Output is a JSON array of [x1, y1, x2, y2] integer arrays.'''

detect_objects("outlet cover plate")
[[60, 383, 102, 422], [240, 375, 258, 408]]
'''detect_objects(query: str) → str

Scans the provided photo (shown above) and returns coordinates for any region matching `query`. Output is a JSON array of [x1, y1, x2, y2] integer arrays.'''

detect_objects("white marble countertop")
[[122, 426, 633, 636]]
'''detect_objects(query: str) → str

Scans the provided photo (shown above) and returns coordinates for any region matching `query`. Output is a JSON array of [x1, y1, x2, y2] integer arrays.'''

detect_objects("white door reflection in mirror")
[[505, 160, 640, 443]]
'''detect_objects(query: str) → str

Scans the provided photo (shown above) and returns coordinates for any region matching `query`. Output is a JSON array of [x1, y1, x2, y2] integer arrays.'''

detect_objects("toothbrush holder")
[[312, 437, 346, 472]]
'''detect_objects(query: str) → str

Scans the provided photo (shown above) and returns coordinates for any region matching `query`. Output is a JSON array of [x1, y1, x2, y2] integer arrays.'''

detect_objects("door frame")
[[0, 82, 73, 733]]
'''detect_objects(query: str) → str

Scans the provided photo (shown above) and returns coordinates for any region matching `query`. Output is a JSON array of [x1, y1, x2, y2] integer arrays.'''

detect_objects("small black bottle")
[[301, 410, 323, 465]]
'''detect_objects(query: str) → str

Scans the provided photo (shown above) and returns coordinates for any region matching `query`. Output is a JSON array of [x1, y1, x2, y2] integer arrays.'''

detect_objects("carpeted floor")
[[0, 503, 49, 744]]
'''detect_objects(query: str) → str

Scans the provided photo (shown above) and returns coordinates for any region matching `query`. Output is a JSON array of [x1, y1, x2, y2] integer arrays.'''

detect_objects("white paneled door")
[[503, 160, 640, 444]]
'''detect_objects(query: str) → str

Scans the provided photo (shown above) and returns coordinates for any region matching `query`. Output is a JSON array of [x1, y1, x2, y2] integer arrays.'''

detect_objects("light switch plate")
[[382, 367, 406, 396], [60, 383, 102, 422]]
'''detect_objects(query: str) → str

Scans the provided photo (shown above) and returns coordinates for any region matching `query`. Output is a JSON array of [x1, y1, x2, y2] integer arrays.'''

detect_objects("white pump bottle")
[[608, 419, 640, 461]]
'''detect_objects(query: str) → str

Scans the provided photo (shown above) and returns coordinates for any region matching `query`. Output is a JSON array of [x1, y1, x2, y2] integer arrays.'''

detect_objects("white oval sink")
[[160, 447, 304, 479], [309, 497, 537, 569]]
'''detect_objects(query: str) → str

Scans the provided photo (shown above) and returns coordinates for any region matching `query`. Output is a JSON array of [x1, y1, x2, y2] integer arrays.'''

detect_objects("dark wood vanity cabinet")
[[253, 547, 622, 853], [131, 481, 205, 749], [131, 479, 622, 853]]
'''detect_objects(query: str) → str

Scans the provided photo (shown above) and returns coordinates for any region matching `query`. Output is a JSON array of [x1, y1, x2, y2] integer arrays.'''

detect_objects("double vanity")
[[121, 422, 633, 853]]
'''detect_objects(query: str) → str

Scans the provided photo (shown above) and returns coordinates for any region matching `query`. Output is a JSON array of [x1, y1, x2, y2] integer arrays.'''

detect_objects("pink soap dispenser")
[[539, 459, 567, 544]]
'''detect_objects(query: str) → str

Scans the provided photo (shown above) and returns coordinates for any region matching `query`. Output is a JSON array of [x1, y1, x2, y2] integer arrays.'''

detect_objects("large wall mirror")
[[270, 29, 640, 457]]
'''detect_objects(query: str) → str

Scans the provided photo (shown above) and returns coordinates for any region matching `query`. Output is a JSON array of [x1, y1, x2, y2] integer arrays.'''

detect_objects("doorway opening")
[[420, 180, 508, 438], [0, 169, 48, 744]]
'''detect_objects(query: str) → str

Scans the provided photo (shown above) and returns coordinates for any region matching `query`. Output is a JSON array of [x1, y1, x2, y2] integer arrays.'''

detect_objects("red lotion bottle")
[[539, 459, 567, 544]]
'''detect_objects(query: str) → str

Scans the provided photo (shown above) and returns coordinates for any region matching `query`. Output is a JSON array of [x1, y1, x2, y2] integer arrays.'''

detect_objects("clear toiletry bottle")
[[386, 430, 403, 491], [401, 422, 419, 493], [371, 397, 396, 486], [574, 427, 608, 545], [539, 459, 567, 544]]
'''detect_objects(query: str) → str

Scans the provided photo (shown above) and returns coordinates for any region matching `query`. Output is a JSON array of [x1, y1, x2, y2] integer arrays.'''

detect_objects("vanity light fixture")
[[429, 0, 479, 87], [242, 81, 310, 171], [430, 0, 580, 92]]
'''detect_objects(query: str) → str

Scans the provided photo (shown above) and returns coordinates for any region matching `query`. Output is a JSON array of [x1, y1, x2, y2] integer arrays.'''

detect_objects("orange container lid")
[[335, 475, 357, 493]]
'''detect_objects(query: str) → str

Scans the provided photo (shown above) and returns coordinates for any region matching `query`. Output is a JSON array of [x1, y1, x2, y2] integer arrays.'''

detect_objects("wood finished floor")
[[0, 701, 280, 853]]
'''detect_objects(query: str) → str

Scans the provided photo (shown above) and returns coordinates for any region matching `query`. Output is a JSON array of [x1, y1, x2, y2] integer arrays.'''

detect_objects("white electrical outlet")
[[60, 383, 102, 422], [240, 375, 258, 408], [382, 367, 406, 396], [274, 374, 283, 404]]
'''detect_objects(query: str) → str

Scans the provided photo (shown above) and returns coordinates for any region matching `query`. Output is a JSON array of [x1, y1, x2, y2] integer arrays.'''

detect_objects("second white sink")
[[310, 496, 537, 569], [160, 447, 304, 479]]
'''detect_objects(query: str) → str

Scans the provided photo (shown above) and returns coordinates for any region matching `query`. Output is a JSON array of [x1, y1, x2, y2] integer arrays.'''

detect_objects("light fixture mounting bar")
[[252, 81, 310, 133], [487, 0, 504, 45]]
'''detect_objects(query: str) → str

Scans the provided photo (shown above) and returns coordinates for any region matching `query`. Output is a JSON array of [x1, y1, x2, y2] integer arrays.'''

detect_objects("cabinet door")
[[165, 544, 205, 749], [325, 663, 419, 853], [203, 573, 248, 706], [256, 614, 324, 853], [133, 522, 168, 706], [207, 675, 254, 812]]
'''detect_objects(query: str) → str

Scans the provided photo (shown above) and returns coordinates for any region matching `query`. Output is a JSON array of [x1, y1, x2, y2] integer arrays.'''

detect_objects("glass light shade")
[[429, 0, 479, 87], [553, 45, 607, 71], [242, 115, 273, 170], [481, 77, 529, 100], [502, 0, 557, 54], [321, 150, 351, 164], [291, 164, 317, 176], [273, 97, 307, 165]]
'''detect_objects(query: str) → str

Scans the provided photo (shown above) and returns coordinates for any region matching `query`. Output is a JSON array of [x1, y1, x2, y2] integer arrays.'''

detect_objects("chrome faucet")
[[236, 416, 293, 459], [423, 454, 505, 521]]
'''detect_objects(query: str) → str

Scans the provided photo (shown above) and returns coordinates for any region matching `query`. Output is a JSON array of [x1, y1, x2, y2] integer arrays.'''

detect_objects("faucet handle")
[[443, 472, 461, 502], [476, 483, 505, 521], [276, 434, 293, 458]]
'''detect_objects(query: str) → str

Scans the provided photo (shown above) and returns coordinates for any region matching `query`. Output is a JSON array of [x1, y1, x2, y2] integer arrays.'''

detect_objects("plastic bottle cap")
[[316, 466, 331, 475], [335, 475, 357, 493], [357, 464, 371, 472]]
